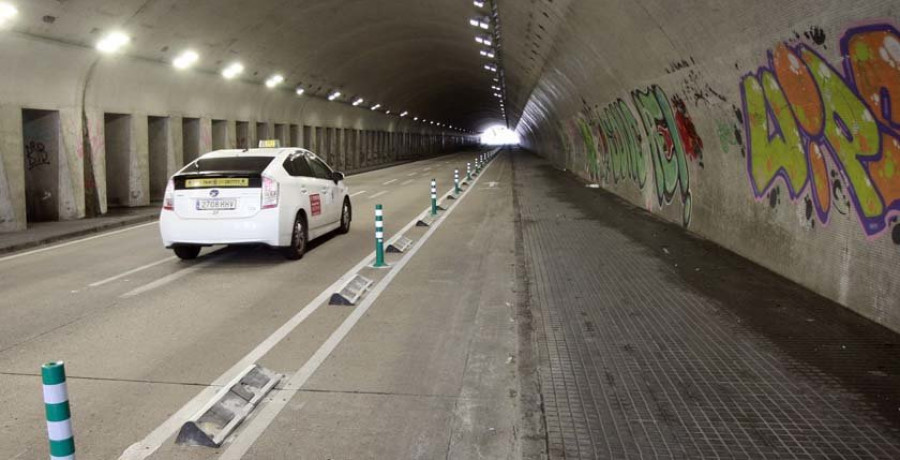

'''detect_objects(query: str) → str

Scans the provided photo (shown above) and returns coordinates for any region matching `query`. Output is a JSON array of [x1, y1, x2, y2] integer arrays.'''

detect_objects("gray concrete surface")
[[513, 149, 900, 459], [0, 150, 538, 459]]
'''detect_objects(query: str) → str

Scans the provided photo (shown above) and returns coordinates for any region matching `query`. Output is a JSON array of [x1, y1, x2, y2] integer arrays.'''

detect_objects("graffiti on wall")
[[740, 23, 900, 238], [25, 141, 50, 170], [570, 85, 704, 227]]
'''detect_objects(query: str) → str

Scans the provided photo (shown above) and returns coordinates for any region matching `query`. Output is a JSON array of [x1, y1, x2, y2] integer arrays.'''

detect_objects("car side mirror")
[[332, 171, 344, 183]]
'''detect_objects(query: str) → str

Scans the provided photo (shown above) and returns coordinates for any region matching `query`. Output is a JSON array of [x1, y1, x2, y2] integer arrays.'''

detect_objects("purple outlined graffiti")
[[740, 23, 900, 238]]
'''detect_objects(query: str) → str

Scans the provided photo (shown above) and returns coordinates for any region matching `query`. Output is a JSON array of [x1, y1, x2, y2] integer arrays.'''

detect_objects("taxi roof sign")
[[258, 139, 281, 148]]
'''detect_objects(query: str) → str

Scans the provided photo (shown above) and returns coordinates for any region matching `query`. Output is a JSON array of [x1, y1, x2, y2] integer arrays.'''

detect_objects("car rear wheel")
[[339, 198, 351, 234], [173, 245, 201, 260], [283, 213, 307, 260]]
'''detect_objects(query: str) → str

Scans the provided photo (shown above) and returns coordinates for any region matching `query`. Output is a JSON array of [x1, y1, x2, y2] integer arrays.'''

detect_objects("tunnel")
[[0, 0, 899, 459]]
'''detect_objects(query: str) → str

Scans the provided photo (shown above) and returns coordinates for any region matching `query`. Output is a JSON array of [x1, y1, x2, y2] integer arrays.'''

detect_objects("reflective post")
[[466, 162, 471, 181], [430, 179, 438, 216], [374, 204, 386, 267], [454, 169, 460, 195], [42, 361, 75, 460]]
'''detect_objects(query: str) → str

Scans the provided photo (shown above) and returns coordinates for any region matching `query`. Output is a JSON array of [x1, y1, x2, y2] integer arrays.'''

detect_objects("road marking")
[[0, 221, 157, 264], [119, 251, 227, 298], [89, 256, 177, 288], [406, 172, 418, 177], [382, 179, 397, 185], [114, 149, 481, 459], [422, 167, 431, 171], [401, 179, 414, 186], [219, 151, 498, 459], [349, 190, 367, 197], [367, 191, 388, 200]]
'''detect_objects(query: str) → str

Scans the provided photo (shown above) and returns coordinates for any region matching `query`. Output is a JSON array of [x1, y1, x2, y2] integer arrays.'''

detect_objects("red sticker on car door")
[[310, 193, 321, 216]]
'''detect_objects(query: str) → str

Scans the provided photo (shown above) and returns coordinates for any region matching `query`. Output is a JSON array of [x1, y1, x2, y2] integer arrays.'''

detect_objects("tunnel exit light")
[[481, 125, 519, 145], [0, 2, 18, 24], [96, 31, 130, 54], [172, 50, 199, 70]]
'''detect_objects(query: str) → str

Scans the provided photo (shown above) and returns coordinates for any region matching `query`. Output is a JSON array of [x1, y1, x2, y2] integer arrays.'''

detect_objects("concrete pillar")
[[0, 105, 25, 231], [131, 113, 149, 206], [226, 120, 237, 149], [170, 115, 184, 170], [199, 117, 212, 156], [58, 108, 84, 220]]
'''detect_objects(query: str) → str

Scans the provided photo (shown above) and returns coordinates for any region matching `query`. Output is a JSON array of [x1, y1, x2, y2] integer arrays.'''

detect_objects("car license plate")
[[196, 198, 237, 210]]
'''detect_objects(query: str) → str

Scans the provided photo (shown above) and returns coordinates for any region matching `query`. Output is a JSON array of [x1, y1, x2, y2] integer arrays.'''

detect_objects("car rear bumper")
[[159, 208, 286, 247]]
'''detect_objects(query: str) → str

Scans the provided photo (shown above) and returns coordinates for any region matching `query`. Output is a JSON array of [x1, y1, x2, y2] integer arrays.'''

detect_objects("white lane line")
[[219, 151, 498, 459], [116, 155, 462, 459], [119, 252, 227, 298], [367, 191, 388, 200], [401, 179, 414, 186], [89, 256, 177, 288], [0, 221, 158, 264], [349, 190, 367, 197], [406, 172, 418, 177], [382, 179, 397, 185]]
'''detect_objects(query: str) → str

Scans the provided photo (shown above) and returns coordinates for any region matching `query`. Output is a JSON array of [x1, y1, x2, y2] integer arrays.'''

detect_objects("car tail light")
[[261, 174, 279, 209], [163, 180, 175, 211]]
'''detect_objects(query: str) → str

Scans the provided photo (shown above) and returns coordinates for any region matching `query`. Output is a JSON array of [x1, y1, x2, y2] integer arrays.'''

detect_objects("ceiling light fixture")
[[222, 62, 244, 79], [265, 74, 284, 88], [400, 111, 408, 117], [0, 2, 18, 24], [295, 87, 305, 96], [469, 17, 490, 29], [370, 103, 381, 110], [328, 91, 342, 101], [96, 31, 130, 54], [352, 97, 364, 106], [172, 50, 199, 69], [475, 35, 493, 46]]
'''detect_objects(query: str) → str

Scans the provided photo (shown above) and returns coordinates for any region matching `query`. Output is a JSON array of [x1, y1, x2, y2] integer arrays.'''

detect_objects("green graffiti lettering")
[[742, 70, 809, 196], [799, 48, 883, 219]]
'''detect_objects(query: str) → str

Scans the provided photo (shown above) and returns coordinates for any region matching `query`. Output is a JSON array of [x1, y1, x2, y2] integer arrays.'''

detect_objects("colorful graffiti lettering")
[[632, 85, 694, 226], [740, 24, 900, 237], [570, 87, 702, 227]]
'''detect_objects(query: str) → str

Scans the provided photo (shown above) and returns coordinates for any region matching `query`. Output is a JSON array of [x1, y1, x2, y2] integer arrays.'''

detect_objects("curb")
[[0, 213, 159, 257]]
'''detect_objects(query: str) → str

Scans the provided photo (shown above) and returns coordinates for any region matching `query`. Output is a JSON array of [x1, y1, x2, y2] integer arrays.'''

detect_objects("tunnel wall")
[[515, 1, 900, 332], [0, 32, 475, 231]]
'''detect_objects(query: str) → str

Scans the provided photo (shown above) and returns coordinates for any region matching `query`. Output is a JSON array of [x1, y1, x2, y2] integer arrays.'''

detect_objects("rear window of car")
[[183, 156, 274, 174]]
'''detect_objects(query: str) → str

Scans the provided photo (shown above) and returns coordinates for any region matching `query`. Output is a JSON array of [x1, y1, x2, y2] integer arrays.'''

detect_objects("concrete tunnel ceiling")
[[8, 0, 553, 133]]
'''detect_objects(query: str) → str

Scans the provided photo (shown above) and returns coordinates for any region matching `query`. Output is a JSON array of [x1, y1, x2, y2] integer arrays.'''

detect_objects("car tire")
[[339, 198, 352, 234], [283, 213, 307, 260], [173, 245, 201, 260]]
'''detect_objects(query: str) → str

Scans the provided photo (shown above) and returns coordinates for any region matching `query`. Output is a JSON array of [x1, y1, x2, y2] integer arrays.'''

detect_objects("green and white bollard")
[[374, 204, 387, 267], [466, 162, 472, 181], [430, 179, 438, 216], [454, 169, 461, 195], [42, 361, 75, 460]]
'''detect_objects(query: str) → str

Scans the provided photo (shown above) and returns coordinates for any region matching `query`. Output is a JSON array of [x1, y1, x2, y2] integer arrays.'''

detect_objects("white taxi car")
[[159, 144, 351, 260]]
